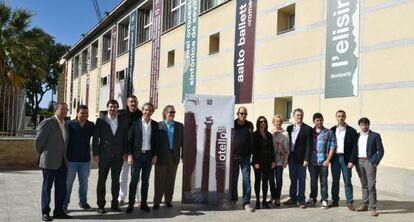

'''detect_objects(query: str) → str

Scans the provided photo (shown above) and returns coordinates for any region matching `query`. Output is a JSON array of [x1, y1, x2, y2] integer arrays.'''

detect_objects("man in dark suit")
[[153, 105, 183, 209], [92, 99, 128, 214], [330, 110, 358, 210], [126, 102, 159, 213], [35, 103, 71, 221], [284, 108, 313, 208], [118, 95, 143, 205], [355, 117, 384, 217]]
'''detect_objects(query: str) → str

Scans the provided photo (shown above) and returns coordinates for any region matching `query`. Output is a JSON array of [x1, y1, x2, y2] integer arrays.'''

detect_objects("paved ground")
[[1, 166, 413, 222]]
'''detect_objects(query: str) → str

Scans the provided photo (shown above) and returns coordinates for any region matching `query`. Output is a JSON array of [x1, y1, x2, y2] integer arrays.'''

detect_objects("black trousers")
[[41, 162, 67, 215], [96, 156, 123, 208], [253, 167, 270, 202]]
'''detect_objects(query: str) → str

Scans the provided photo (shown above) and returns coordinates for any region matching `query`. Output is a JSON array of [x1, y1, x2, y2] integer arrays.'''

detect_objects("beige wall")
[[64, 0, 414, 170]]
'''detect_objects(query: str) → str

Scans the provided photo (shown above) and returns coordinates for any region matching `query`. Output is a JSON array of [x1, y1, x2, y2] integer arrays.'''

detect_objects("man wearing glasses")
[[231, 106, 254, 212], [153, 105, 183, 209], [35, 103, 71, 221]]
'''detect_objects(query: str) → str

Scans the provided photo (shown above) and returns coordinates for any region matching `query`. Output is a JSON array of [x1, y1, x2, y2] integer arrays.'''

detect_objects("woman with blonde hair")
[[269, 115, 290, 206]]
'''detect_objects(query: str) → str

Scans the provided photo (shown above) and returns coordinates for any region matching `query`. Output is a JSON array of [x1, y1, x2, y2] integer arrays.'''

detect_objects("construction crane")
[[91, 0, 102, 21]]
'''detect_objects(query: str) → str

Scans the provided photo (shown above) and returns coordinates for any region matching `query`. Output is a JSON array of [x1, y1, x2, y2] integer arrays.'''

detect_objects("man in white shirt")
[[126, 102, 159, 214], [92, 99, 128, 214], [330, 110, 358, 210], [35, 103, 71, 221], [355, 117, 384, 217]]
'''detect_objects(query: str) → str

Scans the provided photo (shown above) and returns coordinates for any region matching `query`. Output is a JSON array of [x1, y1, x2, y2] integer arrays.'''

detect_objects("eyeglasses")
[[169, 111, 176, 114], [238, 112, 247, 116]]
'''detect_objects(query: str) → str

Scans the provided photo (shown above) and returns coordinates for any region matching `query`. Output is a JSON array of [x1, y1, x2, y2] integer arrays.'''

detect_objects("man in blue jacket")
[[355, 117, 384, 217]]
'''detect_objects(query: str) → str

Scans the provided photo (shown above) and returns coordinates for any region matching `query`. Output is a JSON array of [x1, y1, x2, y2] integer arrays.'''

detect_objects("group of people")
[[34, 98, 384, 222], [231, 107, 384, 217], [35, 95, 183, 221]]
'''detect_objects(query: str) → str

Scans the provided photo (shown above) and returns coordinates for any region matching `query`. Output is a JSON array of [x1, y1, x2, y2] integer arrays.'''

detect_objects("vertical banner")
[[69, 59, 74, 115], [182, 0, 200, 100], [233, 0, 257, 104], [110, 26, 117, 100], [182, 95, 235, 205], [127, 10, 137, 97], [96, 36, 103, 114], [86, 45, 91, 105], [77, 57, 81, 108], [325, 0, 359, 98], [149, 0, 163, 108]]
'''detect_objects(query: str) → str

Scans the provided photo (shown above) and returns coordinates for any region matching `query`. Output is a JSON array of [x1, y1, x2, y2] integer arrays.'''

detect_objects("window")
[[277, 4, 295, 34], [91, 41, 98, 69], [163, 0, 185, 31], [81, 49, 87, 74], [167, 50, 175, 67], [118, 18, 129, 55], [274, 97, 293, 122], [73, 56, 79, 78], [116, 69, 126, 81], [101, 76, 108, 86], [209, 33, 220, 54], [200, 0, 226, 13], [137, 7, 153, 44], [102, 31, 111, 63]]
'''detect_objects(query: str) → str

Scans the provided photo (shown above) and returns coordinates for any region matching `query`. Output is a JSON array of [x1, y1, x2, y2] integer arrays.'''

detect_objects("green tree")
[[25, 37, 70, 128], [0, 1, 36, 86]]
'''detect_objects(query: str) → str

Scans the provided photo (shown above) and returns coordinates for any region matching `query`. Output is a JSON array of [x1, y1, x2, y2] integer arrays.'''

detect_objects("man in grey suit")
[[92, 99, 128, 214], [153, 105, 183, 209], [355, 117, 384, 217], [35, 102, 72, 221]]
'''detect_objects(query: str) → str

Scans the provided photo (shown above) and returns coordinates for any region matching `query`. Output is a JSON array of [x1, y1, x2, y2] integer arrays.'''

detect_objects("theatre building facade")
[[62, 0, 414, 197]]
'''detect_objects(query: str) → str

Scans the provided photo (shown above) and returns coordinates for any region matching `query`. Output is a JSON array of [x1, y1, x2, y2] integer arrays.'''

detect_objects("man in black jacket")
[[284, 108, 313, 208], [231, 106, 254, 212], [126, 102, 159, 213], [92, 99, 128, 214], [118, 95, 143, 205], [330, 110, 358, 210]]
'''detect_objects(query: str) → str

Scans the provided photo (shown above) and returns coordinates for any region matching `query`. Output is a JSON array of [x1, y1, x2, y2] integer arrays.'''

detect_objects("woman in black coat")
[[252, 116, 276, 209]]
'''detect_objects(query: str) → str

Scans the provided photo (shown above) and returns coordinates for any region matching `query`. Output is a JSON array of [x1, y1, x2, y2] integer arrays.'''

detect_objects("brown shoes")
[[347, 204, 355, 211], [299, 202, 307, 209], [371, 209, 379, 216], [356, 205, 368, 212]]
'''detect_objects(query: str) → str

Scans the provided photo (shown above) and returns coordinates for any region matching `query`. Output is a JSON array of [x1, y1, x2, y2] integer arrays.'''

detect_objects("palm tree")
[[0, 1, 38, 87]]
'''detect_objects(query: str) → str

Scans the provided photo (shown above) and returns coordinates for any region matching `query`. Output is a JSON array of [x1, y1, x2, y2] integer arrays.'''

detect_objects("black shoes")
[[97, 208, 107, 214], [153, 204, 160, 210], [53, 213, 72, 219], [263, 202, 271, 209], [111, 205, 122, 212], [125, 205, 134, 214], [41, 214, 52, 221], [80, 203, 92, 210], [140, 205, 151, 212], [165, 203, 173, 208], [255, 201, 261, 209]]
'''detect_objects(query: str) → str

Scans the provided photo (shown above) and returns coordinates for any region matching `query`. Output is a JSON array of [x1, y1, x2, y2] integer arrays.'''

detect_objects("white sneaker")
[[244, 204, 254, 212], [321, 200, 328, 209]]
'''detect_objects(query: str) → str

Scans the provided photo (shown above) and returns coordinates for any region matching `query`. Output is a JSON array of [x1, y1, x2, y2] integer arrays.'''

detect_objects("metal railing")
[[0, 84, 26, 136]]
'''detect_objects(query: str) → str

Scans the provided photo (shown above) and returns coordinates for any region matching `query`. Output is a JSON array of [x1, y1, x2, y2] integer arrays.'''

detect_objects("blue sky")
[[7, 0, 122, 107]]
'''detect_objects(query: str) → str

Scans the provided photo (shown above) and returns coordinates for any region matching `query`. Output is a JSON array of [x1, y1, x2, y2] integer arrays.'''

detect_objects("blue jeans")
[[231, 158, 251, 205], [288, 159, 306, 203], [331, 155, 353, 204], [269, 166, 284, 199], [128, 153, 152, 206], [309, 164, 329, 202], [64, 161, 90, 208]]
